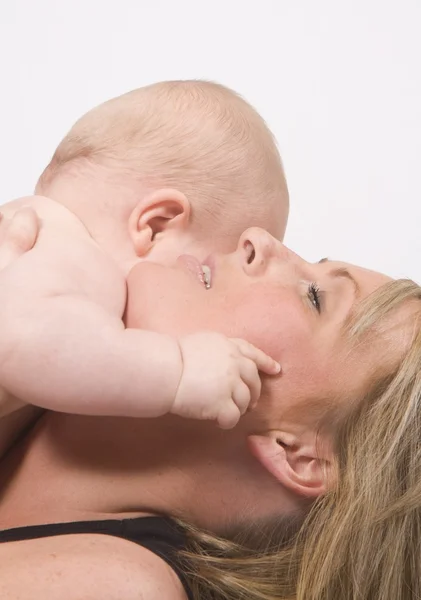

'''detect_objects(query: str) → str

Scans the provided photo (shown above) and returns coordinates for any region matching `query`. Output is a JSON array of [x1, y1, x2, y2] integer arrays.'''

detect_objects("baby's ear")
[[129, 189, 191, 256], [247, 431, 333, 499]]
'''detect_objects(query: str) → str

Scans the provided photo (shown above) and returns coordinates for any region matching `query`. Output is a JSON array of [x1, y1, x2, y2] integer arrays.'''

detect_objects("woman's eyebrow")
[[317, 258, 360, 298]]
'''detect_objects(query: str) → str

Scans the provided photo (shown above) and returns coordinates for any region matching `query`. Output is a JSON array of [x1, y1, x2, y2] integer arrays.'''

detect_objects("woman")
[[0, 221, 420, 600]]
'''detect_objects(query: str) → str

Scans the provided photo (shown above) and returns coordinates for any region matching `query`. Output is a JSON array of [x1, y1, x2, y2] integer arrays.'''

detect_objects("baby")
[[0, 80, 289, 430]]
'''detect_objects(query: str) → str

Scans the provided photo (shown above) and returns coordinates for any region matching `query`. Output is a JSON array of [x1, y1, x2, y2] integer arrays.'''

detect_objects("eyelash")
[[308, 282, 321, 313]]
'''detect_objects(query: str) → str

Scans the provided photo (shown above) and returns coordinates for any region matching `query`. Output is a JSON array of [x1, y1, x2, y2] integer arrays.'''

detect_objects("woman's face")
[[126, 227, 392, 421]]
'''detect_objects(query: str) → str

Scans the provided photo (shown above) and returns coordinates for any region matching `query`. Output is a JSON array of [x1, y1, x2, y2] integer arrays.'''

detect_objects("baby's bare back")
[[0, 196, 126, 314]]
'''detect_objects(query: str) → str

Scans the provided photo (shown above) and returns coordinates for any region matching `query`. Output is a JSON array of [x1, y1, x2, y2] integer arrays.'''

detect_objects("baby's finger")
[[231, 338, 281, 375], [217, 402, 241, 430], [238, 358, 261, 407], [232, 381, 252, 416]]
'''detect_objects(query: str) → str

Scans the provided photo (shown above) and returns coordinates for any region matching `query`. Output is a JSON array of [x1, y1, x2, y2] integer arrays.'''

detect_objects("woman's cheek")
[[232, 295, 306, 360]]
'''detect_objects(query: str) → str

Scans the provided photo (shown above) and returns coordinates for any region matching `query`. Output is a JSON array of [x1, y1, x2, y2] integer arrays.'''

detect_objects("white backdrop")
[[1, 0, 420, 281]]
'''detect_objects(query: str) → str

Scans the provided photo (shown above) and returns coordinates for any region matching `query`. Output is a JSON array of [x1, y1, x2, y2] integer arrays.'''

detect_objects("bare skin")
[[0, 209, 44, 459], [0, 227, 398, 600]]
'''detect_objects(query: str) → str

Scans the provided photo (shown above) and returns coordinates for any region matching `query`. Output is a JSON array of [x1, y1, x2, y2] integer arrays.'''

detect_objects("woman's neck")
[[0, 411, 297, 533]]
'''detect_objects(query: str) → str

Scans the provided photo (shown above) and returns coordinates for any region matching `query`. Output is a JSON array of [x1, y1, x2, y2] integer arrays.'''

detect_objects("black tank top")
[[0, 516, 193, 599]]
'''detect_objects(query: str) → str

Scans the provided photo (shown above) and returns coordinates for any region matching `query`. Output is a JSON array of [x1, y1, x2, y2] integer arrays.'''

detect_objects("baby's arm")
[[0, 292, 278, 427], [0, 291, 184, 419]]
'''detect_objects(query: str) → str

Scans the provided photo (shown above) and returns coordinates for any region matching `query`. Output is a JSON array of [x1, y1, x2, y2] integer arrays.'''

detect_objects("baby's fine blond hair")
[[38, 80, 289, 240]]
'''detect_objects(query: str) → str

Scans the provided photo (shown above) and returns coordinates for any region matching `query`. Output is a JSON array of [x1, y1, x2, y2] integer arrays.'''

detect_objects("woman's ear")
[[128, 189, 191, 256], [247, 431, 333, 499]]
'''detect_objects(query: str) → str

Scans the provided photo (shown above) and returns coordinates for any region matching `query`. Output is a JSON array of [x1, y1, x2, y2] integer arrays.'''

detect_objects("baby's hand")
[[172, 333, 281, 429]]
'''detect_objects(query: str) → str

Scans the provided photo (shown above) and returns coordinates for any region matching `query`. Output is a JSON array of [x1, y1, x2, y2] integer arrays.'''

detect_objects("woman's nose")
[[237, 227, 282, 276]]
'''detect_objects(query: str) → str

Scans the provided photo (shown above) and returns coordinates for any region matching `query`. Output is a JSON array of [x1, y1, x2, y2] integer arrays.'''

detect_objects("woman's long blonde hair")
[[177, 278, 421, 600]]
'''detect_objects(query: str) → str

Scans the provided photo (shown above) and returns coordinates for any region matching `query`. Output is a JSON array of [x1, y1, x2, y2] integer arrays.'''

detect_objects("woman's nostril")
[[245, 241, 255, 264]]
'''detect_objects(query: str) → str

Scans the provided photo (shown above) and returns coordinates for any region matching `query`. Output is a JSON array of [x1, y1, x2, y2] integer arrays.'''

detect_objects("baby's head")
[[37, 80, 289, 266]]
